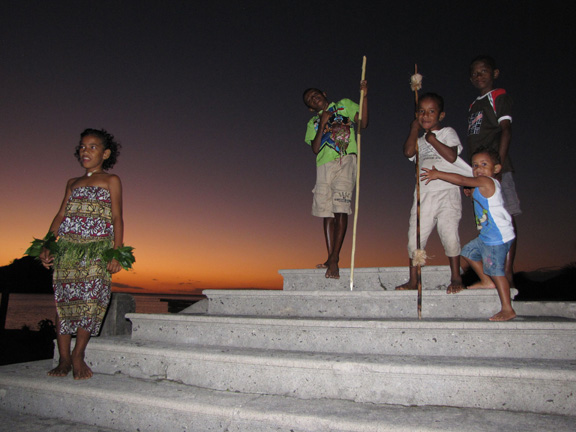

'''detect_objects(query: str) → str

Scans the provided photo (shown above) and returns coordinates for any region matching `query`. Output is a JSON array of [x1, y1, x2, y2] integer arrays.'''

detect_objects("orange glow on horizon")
[[1, 209, 557, 296]]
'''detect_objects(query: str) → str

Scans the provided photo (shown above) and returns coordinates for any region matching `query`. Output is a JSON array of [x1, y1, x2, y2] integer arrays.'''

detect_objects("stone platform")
[[1, 266, 575, 431], [279, 266, 454, 291], [192, 288, 518, 319]]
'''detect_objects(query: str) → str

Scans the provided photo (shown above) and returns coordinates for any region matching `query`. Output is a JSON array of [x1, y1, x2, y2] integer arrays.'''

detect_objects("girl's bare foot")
[[316, 263, 328, 269], [72, 357, 93, 380], [489, 310, 517, 321], [47, 360, 72, 377]]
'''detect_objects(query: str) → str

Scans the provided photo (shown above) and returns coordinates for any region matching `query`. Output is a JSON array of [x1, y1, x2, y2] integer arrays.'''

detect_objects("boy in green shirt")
[[303, 81, 368, 279]]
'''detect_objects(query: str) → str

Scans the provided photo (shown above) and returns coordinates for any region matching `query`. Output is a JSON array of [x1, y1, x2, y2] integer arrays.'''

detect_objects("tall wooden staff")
[[410, 64, 425, 318], [350, 56, 367, 291]]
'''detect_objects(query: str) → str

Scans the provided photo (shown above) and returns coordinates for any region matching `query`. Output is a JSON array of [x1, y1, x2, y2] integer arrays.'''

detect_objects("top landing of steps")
[[180, 266, 576, 320], [281, 266, 468, 291]]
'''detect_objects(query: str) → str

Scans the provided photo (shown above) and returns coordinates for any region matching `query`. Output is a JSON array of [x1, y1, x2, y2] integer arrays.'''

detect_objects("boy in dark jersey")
[[467, 55, 520, 287]]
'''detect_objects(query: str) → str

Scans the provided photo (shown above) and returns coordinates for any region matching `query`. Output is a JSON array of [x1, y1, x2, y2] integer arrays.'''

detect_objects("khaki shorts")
[[312, 154, 357, 217], [408, 188, 463, 257], [501, 172, 522, 216]]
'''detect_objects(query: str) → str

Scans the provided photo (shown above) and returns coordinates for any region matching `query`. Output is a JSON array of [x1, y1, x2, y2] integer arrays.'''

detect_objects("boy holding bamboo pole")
[[396, 93, 472, 293], [303, 81, 368, 279]]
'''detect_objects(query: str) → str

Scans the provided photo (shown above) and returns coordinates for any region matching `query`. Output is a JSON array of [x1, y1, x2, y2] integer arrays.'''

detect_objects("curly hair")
[[302, 88, 324, 107], [418, 92, 444, 113], [75, 128, 121, 170], [471, 146, 501, 165], [469, 55, 497, 74]]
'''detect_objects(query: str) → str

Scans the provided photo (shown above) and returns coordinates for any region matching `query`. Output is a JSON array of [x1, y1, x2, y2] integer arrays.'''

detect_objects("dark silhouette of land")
[[0, 257, 56, 365], [0, 256, 53, 294], [461, 263, 576, 301], [513, 264, 576, 301], [0, 321, 56, 366]]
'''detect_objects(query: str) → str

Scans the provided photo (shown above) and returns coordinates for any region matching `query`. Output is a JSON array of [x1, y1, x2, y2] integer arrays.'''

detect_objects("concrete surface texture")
[[1, 266, 575, 431]]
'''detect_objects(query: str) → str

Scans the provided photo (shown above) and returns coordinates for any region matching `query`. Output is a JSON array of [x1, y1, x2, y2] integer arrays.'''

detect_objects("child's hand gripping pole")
[[411, 64, 426, 319], [350, 56, 367, 291], [410, 66, 423, 106]]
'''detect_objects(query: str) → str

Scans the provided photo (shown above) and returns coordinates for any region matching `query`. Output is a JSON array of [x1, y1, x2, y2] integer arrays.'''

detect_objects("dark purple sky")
[[1, 1, 574, 293]]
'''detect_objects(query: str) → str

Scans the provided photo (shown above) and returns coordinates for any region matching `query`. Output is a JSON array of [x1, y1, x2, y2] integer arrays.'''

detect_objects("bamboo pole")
[[412, 64, 423, 319], [349, 56, 367, 291], [415, 142, 423, 319]]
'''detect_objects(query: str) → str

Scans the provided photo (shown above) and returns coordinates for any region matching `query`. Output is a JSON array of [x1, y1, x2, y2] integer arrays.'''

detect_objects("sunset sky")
[[1, 1, 574, 294]]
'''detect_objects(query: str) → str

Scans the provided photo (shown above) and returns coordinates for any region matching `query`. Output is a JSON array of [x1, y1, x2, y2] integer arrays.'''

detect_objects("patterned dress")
[[54, 186, 114, 336]]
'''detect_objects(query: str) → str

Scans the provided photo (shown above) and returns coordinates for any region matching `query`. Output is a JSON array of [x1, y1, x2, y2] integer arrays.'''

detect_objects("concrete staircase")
[[1, 266, 576, 431]]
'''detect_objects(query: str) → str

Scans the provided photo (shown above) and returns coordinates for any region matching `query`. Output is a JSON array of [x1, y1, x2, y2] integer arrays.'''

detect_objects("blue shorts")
[[461, 237, 513, 277]]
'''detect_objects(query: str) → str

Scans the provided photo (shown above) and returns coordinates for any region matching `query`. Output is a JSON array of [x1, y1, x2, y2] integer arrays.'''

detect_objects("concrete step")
[[279, 266, 455, 291], [191, 289, 519, 319], [1, 360, 575, 432], [274, 266, 576, 320], [0, 407, 122, 432], [127, 313, 576, 360], [85, 336, 576, 415]]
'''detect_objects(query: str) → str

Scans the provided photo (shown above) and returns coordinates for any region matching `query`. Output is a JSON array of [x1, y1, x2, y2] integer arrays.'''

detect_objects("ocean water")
[[1, 293, 202, 330]]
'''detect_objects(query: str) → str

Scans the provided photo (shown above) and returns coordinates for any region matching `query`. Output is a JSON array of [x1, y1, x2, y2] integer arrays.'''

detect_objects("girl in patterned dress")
[[40, 128, 124, 379]]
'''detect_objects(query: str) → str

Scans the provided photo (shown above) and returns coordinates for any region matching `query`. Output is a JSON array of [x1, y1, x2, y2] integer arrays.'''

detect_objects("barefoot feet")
[[446, 280, 466, 294], [489, 309, 517, 322], [48, 356, 93, 379], [395, 282, 417, 290], [315, 261, 339, 278], [325, 261, 340, 279], [47, 360, 72, 377], [72, 355, 93, 380], [72, 350, 94, 380]]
